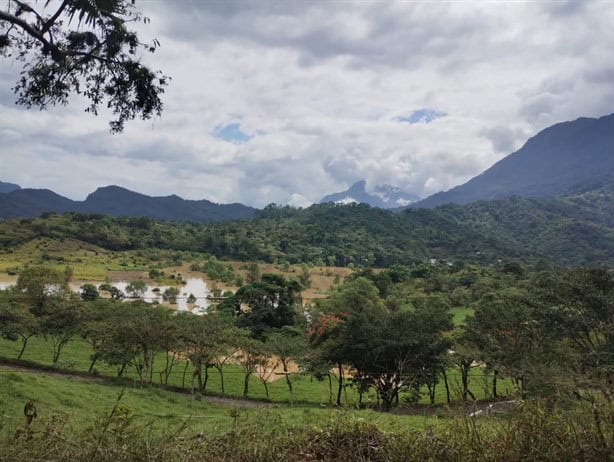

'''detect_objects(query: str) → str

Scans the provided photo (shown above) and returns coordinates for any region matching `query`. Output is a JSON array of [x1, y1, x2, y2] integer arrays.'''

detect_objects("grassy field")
[[450, 306, 474, 326], [3, 367, 610, 462], [0, 336, 513, 407], [0, 365, 453, 436]]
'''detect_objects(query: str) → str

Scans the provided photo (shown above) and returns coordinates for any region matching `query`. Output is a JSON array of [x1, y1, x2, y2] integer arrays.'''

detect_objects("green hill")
[[1, 185, 612, 266]]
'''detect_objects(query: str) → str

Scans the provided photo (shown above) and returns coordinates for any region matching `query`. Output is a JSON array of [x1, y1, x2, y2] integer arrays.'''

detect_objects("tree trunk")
[[461, 362, 470, 401], [441, 367, 451, 405], [17, 335, 29, 360], [243, 371, 251, 397], [163, 351, 177, 385], [379, 381, 394, 412], [217, 366, 225, 395], [336, 363, 344, 406], [427, 380, 436, 405], [133, 359, 145, 382], [196, 363, 203, 391], [182, 361, 190, 389], [262, 379, 270, 398], [203, 364, 209, 394], [492, 369, 498, 399], [53, 337, 69, 365], [118, 362, 128, 377], [88, 355, 98, 373], [283, 359, 294, 406]]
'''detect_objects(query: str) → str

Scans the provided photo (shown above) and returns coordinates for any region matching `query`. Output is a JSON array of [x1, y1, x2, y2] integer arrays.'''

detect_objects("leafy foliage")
[[0, 0, 168, 132], [1, 185, 612, 267]]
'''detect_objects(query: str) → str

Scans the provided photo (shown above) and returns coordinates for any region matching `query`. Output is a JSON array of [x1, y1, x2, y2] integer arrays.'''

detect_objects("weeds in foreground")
[[1, 399, 613, 461]]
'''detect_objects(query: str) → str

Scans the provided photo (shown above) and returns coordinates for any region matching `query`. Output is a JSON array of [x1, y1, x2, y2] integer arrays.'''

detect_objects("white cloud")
[[1, 0, 613, 207]]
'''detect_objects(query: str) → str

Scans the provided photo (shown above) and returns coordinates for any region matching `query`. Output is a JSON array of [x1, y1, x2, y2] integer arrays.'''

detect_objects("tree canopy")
[[0, 0, 167, 132]]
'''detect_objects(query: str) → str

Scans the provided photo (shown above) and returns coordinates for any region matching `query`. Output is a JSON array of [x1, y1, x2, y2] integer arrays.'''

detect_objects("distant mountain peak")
[[320, 180, 420, 209]]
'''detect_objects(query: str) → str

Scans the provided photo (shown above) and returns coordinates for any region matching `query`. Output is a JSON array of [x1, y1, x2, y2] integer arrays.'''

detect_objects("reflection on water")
[[112, 279, 209, 313], [0, 276, 209, 314]]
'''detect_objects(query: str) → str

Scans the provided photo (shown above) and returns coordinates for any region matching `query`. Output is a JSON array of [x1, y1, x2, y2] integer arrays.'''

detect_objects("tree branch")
[[0, 9, 54, 50], [41, 0, 69, 38], [13, 1, 44, 25]]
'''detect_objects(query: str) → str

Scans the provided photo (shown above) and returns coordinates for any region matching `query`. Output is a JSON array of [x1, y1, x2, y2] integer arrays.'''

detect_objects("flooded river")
[[0, 276, 209, 314]]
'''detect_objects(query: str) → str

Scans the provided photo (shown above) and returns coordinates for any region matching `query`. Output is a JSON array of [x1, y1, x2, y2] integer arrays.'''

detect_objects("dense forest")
[[1, 184, 612, 267]]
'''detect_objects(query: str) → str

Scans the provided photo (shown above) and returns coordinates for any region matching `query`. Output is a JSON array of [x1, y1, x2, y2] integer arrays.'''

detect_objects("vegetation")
[[0, 185, 612, 268], [0, 0, 167, 133], [0, 377, 611, 462], [0, 198, 612, 459], [1, 263, 611, 409]]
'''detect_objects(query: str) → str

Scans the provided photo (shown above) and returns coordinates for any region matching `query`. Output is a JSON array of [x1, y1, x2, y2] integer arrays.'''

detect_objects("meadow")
[[0, 335, 508, 408]]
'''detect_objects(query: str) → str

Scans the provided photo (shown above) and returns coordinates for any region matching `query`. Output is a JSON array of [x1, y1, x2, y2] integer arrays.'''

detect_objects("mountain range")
[[317, 114, 613, 210], [320, 180, 420, 208], [1, 113, 613, 220], [0, 185, 256, 222]]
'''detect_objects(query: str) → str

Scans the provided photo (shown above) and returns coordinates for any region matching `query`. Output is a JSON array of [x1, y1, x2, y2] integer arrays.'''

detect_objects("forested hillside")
[[1, 186, 612, 266]]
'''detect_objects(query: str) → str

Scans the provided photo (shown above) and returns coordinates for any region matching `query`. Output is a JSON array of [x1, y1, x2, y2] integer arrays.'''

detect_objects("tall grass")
[[1, 400, 612, 461]]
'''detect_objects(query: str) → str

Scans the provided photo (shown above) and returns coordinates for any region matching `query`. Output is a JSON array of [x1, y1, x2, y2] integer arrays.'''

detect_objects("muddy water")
[[112, 278, 209, 313], [0, 275, 209, 314], [0, 275, 17, 288]]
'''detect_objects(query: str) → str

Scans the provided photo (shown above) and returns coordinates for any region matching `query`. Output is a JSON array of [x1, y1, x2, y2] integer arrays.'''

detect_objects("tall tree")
[[466, 289, 551, 398], [267, 327, 308, 406], [39, 294, 83, 365], [0, 290, 39, 359], [310, 277, 385, 406], [234, 273, 302, 337], [179, 312, 226, 394], [531, 268, 614, 397]]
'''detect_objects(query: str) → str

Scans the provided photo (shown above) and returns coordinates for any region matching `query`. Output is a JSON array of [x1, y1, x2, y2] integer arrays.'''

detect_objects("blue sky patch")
[[213, 123, 251, 143], [395, 109, 447, 124]]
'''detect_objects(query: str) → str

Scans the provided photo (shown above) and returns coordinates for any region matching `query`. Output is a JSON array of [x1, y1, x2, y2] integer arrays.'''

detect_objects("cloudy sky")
[[1, 0, 613, 207]]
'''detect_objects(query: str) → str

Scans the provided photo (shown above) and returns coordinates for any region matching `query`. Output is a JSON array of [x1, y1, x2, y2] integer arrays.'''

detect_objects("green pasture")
[[0, 366, 455, 437], [0, 337, 513, 408]]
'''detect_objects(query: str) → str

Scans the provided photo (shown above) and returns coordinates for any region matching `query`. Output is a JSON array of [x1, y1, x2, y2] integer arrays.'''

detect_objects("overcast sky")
[[1, 0, 613, 207]]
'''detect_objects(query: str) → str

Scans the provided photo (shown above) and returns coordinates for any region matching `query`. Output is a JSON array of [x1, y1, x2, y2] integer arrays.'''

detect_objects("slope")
[[414, 113, 614, 208]]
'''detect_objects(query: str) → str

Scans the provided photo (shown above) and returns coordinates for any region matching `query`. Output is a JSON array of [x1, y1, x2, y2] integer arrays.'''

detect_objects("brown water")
[[0, 275, 209, 314]]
